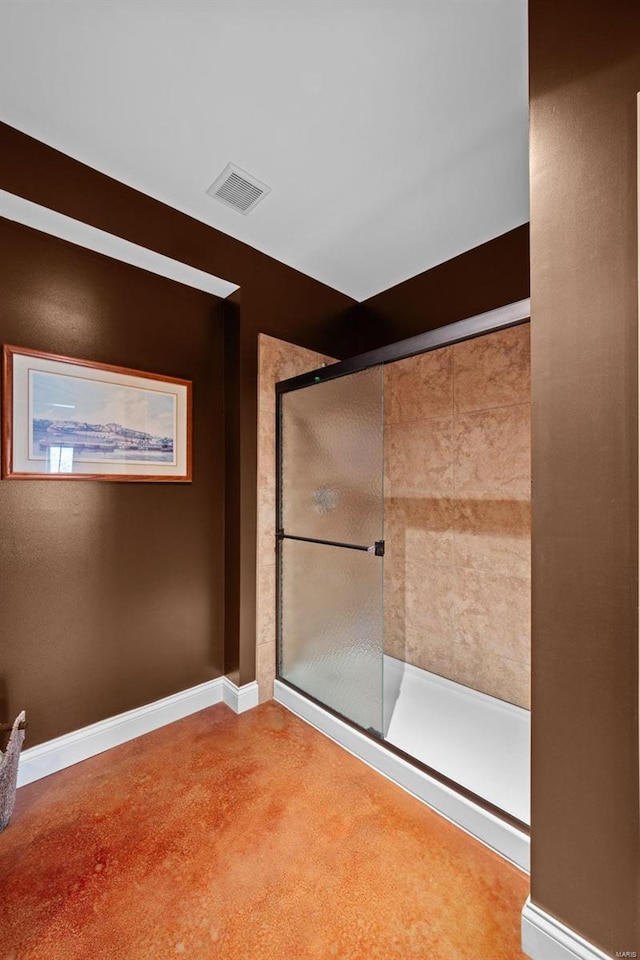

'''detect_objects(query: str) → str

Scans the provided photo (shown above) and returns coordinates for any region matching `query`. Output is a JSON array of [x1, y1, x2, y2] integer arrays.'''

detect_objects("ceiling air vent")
[[206, 162, 271, 215]]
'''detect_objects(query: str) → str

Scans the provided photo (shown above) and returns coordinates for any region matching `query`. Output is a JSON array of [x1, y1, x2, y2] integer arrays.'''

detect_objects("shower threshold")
[[384, 656, 530, 826]]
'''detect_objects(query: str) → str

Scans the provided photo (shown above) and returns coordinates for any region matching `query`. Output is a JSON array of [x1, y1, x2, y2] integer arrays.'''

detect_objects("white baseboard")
[[522, 898, 614, 960], [222, 677, 259, 714], [274, 679, 529, 872], [17, 676, 259, 788]]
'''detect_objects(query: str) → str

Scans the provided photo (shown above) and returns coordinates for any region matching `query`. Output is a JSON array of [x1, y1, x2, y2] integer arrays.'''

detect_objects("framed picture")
[[2, 345, 192, 481]]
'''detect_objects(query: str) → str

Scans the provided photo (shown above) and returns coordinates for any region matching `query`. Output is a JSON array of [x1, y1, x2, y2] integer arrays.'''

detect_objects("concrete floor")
[[0, 701, 529, 959]]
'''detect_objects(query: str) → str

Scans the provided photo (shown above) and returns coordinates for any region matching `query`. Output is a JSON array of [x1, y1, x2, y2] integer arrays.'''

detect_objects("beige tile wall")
[[256, 334, 336, 702], [384, 324, 531, 708]]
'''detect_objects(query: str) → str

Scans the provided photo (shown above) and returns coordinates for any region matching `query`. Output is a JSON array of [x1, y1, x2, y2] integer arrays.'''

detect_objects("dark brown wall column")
[[223, 296, 242, 682], [529, 1, 639, 953], [222, 293, 260, 687]]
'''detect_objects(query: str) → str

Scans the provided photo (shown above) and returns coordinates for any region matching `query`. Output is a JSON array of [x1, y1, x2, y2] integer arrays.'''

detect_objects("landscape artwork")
[[2, 345, 192, 481], [30, 370, 177, 467]]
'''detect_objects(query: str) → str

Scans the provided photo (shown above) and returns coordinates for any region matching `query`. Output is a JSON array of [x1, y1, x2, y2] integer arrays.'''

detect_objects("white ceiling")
[[0, 0, 529, 302]]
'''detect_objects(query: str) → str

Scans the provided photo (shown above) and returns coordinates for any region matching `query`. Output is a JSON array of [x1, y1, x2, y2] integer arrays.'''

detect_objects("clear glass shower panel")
[[279, 538, 384, 733], [280, 368, 384, 546]]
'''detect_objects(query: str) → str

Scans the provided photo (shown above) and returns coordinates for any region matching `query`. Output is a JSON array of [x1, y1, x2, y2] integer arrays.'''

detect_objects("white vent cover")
[[206, 162, 271, 215]]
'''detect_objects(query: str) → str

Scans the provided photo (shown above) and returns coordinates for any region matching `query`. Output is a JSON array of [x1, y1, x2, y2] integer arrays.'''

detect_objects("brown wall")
[[350, 224, 529, 354], [0, 124, 356, 740], [0, 219, 225, 746], [529, 0, 640, 954]]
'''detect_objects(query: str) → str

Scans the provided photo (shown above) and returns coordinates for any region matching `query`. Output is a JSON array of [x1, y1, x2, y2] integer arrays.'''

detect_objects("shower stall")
[[274, 302, 531, 864]]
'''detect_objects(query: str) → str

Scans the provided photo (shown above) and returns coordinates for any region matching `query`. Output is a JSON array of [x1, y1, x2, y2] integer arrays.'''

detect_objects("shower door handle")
[[277, 532, 384, 556]]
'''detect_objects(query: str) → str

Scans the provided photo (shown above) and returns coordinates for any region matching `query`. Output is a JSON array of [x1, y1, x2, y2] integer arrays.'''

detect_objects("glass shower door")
[[277, 365, 385, 735]]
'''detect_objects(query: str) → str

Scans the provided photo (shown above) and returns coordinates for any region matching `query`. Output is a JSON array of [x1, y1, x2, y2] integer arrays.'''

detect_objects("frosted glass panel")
[[281, 367, 383, 545], [280, 538, 383, 734]]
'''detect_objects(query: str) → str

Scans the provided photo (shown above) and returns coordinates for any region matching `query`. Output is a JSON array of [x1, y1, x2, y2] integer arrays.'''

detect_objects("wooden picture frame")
[[1, 345, 192, 482]]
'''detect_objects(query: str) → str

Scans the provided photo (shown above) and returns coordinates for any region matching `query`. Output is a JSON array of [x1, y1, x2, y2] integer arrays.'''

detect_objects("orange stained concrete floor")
[[0, 702, 529, 960]]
